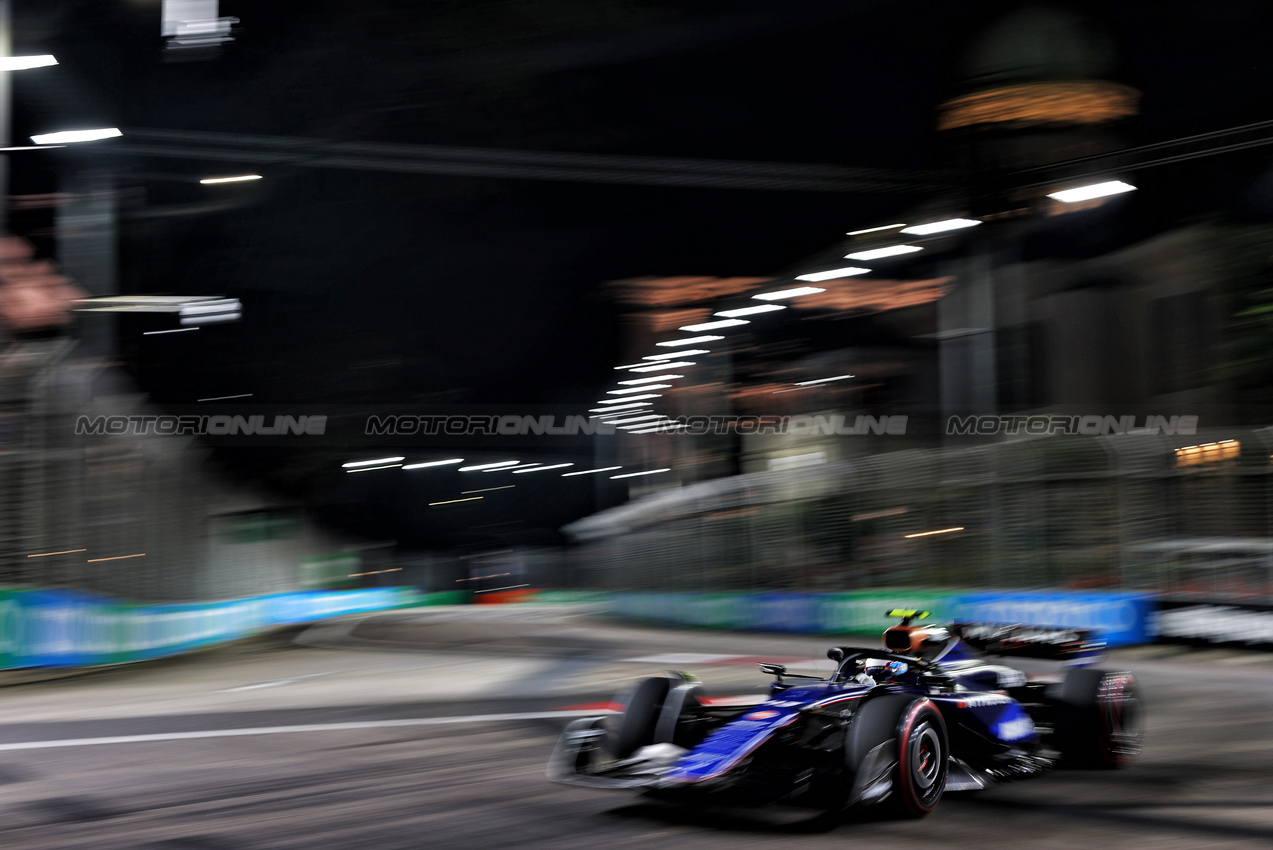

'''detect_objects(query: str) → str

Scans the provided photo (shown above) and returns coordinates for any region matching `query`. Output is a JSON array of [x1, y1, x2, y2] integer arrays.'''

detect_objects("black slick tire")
[[846, 694, 949, 818], [606, 677, 670, 759], [1051, 668, 1143, 768]]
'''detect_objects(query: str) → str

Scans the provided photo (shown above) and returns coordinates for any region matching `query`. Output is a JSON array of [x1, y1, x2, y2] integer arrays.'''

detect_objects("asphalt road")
[[0, 606, 1270, 849]]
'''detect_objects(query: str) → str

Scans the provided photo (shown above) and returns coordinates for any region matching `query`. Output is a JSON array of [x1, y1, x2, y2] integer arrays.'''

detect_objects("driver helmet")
[[865, 659, 909, 681], [881, 659, 908, 679]]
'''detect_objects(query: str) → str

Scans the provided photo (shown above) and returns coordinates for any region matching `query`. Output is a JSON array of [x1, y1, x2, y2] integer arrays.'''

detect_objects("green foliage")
[[1218, 226, 1273, 406]]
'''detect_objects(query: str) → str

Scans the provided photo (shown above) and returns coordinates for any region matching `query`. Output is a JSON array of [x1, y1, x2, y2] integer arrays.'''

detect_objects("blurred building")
[[567, 3, 1273, 601], [0, 334, 360, 600], [567, 429, 1273, 602], [0, 190, 365, 602]]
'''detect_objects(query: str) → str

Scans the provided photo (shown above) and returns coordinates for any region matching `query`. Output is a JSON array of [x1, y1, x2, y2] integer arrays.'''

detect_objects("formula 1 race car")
[[548, 610, 1142, 818]]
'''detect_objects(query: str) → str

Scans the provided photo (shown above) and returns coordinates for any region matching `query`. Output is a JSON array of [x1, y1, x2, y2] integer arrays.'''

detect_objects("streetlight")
[[679, 319, 748, 331], [200, 174, 262, 184], [403, 459, 464, 469], [342, 457, 406, 468], [847, 224, 906, 236], [1047, 180, 1137, 203], [618, 374, 683, 385], [900, 218, 982, 235], [0, 54, 55, 71], [641, 349, 710, 360], [753, 286, 825, 301], [795, 266, 869, 282], [0, 0, 63, 230], [715, 304, 785, 318], [845, 245, 923, 261], [30, 128, 122, 145], [607, 384, 672, 394], [625, 361, 696, 372], [655, 335, 724, 347]]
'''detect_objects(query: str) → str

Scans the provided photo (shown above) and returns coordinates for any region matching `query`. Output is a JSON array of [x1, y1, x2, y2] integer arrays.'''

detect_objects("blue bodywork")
[[658, 676, 1036, 789], [548, 621, 1112, 807], [662, 684, 862, 784]]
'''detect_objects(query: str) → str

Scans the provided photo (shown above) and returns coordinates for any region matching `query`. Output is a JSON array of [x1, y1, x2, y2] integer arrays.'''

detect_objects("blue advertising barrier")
[[946, 591, 1154, 647], [739, 593, 822, 634], [604, 590, 1155, 647], [0, 587, 419, 670]]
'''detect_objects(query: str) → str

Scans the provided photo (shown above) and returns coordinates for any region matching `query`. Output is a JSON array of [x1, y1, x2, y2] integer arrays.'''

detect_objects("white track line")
[[222, 672, 334, 692], [625, 653, 746, 664], [624, 653, 827, 668], [0, 710, 602, 752]]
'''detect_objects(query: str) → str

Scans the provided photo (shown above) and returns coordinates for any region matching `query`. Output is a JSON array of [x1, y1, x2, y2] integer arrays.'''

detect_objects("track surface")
[[0, 606, 1270, 849]]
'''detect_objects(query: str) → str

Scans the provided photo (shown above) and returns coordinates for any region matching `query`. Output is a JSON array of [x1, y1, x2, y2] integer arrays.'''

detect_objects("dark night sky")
[[9, 0, 1273, 547]]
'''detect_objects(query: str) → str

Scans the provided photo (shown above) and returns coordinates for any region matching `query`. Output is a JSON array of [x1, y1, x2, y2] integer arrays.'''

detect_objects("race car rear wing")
[[951, 622, 1106, 661]]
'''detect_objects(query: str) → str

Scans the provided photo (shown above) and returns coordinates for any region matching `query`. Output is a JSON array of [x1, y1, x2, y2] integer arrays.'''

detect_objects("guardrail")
[[0, 586, 455, 670], [1151, 599, 1273, 649]]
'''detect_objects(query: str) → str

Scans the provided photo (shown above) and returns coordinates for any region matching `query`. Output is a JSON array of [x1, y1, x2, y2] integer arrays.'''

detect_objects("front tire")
[[606, 676, 669, 759], [605, 674, 704, 759], [846, 694, 949, 818]]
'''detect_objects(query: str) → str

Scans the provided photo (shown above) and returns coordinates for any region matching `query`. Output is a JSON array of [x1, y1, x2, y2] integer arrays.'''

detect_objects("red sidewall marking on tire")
[[1099, 674, 1135, 765], [897, 699, 944, 816]]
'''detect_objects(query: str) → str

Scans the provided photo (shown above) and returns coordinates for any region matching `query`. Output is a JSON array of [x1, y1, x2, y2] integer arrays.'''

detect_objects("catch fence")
[[1, 340, 348, 601], [564, 431, 1273, 603]]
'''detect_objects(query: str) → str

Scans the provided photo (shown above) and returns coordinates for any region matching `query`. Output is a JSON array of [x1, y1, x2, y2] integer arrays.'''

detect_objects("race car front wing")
[[547, 717, 686, 790]]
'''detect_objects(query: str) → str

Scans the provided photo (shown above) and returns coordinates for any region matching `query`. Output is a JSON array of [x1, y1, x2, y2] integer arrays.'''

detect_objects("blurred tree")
[[1218, 224, 1273, 410], [0, 236, 85, 332]]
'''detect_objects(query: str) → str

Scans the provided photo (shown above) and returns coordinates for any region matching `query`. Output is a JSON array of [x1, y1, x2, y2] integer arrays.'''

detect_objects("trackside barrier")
[[1151, 600, 1273, 650], [949, 591, 1153, 646], [0, 586, 441, 670], [598, 590, 1154, 647], [474, 589, 536, 605], [525, 590, 610, 605]]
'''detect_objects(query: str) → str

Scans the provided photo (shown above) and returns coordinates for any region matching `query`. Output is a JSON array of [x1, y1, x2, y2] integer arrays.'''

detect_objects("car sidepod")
[[929, 692, 1037, 758]]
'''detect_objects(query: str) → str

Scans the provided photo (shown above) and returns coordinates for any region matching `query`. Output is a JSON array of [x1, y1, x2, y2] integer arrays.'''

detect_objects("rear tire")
[[846, 695, 948, 818], [1052, 668, 1143, 768]]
